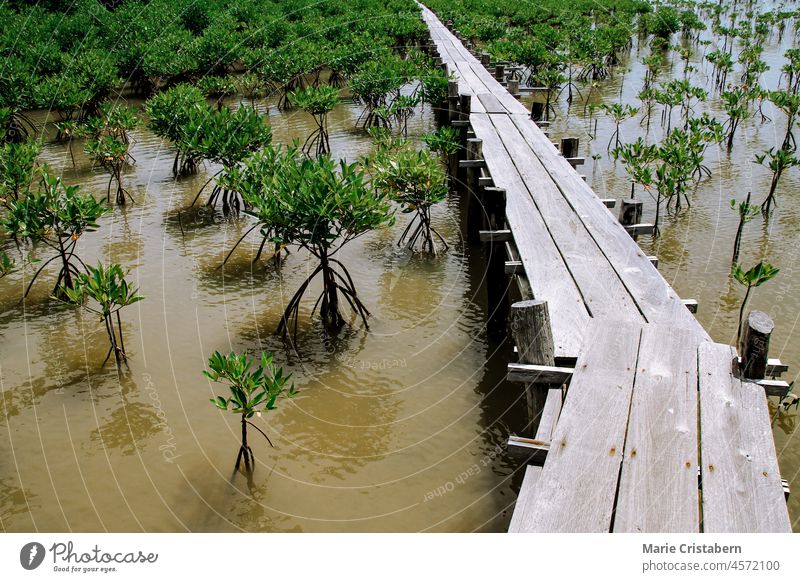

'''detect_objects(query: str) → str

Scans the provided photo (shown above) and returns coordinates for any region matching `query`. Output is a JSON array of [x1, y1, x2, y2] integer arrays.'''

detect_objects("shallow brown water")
[[525, 21, 800, 529], [0, 93, 528, 532]]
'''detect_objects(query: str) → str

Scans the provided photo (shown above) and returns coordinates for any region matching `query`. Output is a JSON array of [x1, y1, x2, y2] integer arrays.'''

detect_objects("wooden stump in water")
[[740, 311, 774, 380]]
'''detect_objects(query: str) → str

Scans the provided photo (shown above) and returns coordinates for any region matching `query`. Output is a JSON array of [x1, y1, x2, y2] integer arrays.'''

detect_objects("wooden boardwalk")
[[419, 4, 792, 533]]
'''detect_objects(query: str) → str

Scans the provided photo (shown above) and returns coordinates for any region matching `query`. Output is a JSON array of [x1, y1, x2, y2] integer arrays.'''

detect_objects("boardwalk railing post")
[[560, 138, 579, 159], [740, 311, 774, 379], [619, 198, 643, 237], [465, 138, 484, 243], [480, 52, 491, 67], [510, 300, 557, 437], [495, 63, 505, 83], [486, 189, 509, 336], [531, 101, 545, 121], [447, 80, 460, 123], [507, 78, 521, 98]]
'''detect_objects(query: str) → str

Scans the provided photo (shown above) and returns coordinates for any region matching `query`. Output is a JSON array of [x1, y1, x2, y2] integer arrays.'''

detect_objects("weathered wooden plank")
[[518, 321, 642, 532], [471, 113, 589, 358], [507, 363, 573, 384], [698, 342, 791, 533], [508, 465, 543, 532], [506, 113, 709, 341], [613, 325, 700, 533], [466, 61, 529, 115], [536, 388, 563, 441], [489, 114, 643, 322], [477, 92, 506, 114]]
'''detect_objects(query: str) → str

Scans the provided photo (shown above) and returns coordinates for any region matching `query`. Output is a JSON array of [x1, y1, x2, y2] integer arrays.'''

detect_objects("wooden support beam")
[[767, 358, 789, 377], [450, 119, 470, 127], [783, 479, 791, 501], [682, 299, 698, 313], [478, 175, 493, 187], [507, 363, 574, 384], [458, 159, 486, 168], [505, 260, 524, 275], [479, 229, 513, 242], [648, 256, 659, 268], [600, 199, 617, 208], [755, 379, 791, 398], [565, 157, 585, 167], [507, 435, 550, 463], [623, 223, 655, 236]]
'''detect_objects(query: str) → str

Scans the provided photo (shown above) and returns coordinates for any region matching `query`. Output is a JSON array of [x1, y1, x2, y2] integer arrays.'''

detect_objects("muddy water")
[[526, 22, 800, 529], [0, 93, 527, 532]]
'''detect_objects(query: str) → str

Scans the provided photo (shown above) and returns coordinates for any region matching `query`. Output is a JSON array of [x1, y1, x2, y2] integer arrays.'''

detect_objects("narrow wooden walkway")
[[419, 4, 791, 532]]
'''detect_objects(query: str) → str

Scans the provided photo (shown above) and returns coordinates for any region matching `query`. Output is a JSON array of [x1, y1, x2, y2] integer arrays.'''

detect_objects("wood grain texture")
[[471, 113, 589, 357], [698, 342, 791, 532], [613, 325, 700, 533], [506, 113, 709, 340], [508, 465, 543, 532], [490, 114, 643, 322], [518, 321, 642, 532]]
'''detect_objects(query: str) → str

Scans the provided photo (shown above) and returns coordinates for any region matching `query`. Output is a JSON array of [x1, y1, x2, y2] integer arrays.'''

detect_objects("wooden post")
[[495, 63, 505, 82], [445, 19, 453, 31], [465, 138, 483, 243], [485, 188, 509, 337], [531, 101, 545, 121], [447, 80, 460, 123], [507, 78, 520, 98], [618, 198, 643, 226], [560, 137, 580, 159], [740, 311, 774, 379], [510, 300, 556, 437], [481, 52, 491, 67]]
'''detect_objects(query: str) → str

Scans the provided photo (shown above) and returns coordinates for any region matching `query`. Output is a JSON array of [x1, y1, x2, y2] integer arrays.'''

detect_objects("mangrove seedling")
[[60, 262, 144, 364], [183, 104, 272, 216], [145, 84, 210, 176], [721, 87, 750, 151], [82, 104, 140, 205], [730, 193, 760, 263], [755, 147, 799, 213], [600, 102, 639, 151], [389, 94, 420, 138], [288, 85, 340, 156], [235, 147, 395, 338], [205, 351, 296, 473], [350, 58, 406, 129], [732, 261, 779, 341], [0, 138, 41, 205], [371, 147, 449, 254], [769, 90, 800, 151], [2, 169, 108, 298]]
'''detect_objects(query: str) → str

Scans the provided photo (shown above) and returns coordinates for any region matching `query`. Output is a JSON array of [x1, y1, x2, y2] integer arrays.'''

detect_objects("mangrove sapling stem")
[[737, 285, 752, 343], [190, 171, 222, 207], [218, 222, 261, 269]]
